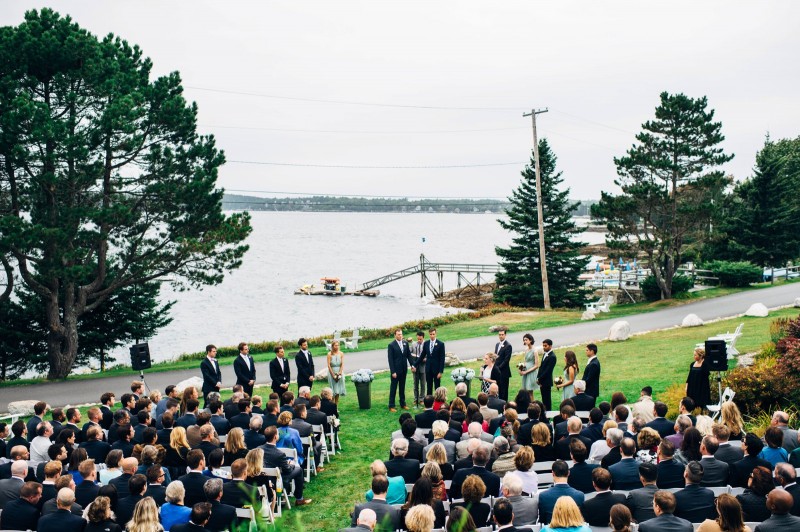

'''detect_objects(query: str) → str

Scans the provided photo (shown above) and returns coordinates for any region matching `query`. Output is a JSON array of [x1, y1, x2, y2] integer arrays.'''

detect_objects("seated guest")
[[80, 426, 111, 464], [229, 400, 253, 431], [450, 445, 500, 500], [490, 437, 517, 479], [589, 420, 618, 463], [400, 478, 446, 529], [145, 464, 168, 506], [157, 410, 175, 446], [221, 459, 256, 508], [542, 495, 591, 532], [127, 497, 164, 532], [164, 427, 190, 480], [451, 475, 491, 527], [477, 393, 499, 423], [420, 462, 447, 503], [457, 423, 493, 459], [194, 425, 219, 464], [697, 493, 752, 532], [570, 380, 596, 411], [405, 503, 436, 532], [38, 487, 86, 532], [276, 412, 304, 465], [350, 475, 400, 531], [636, 427, 662, 464], [109, 456, 138, 499], [625, 462, 659, 523], [208, 402, 230, 436], [674, 461, 716, 523], [638, 490, 692, 532], [111, 425, 135, 458], [553, 404, 575, 442], [582, 468, 627, 527], [41, 474, 82, 515], [203, 449, 230, 482], [609, 438, 641, 490], [631, 387, 656, 423], [40, 460, 62, 506], [84, 495, 121, 532], [676, 397, 697, 427], [243, 417, 266, 450], [456, 382, 477, 408], [646, 402, 676, 438], [490, 497, 516, 531], [556, 416, 592, 461], [365, 460, 406, 505], [699, 435, 729, 487], [178, 450, 210, 507], [613, 404, 630, 433], [609, 504, 634, 532], [203, 478, 237, 532], [729, 433, 773, 488], [712, 424, 744, 465], [223, 427, 249, 466], [116, 473, 148, 526], [759, 426, 789, 468], [74, 458, 100, 508], [415, 395, 438, 430], [772, 463, 800, 517], [291, 404, 324, 470], [261, 426, 311, 506], [446, 506, 477, 532], [400, 420, 425, 462], [513, 445, 539, 497], [432, 387, 449, 411], [98, 449, 124, 485], [262, 400, 280, 428], [422, 420, 456, 464], [454, 439, 480, 473], [674, 427, 703, 465], [30, 421, 55, 464], [581, 408, 605, 444], [736, 465, 773, 523], [392, 413, 426, 446], [666, 415, 693, 449], [532, 423, 557, 463], [538, 460, 585, 525], [138, 445, 170, 484], [568, 439, 598, 494], [501, 472, 538, 526], [514, 389, 532, 415], [344, 508, 377, 532], [385, 438, 421, 484], [601, 428, 625, 469], [755, 489, 800, 531], [244, 448, 271, 490], [517, 404, 542, 447], [656, 439, 686, 489], [425, 443, 454, 481]]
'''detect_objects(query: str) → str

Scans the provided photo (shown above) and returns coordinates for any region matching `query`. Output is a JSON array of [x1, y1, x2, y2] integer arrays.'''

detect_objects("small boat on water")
[[294, 277, 380, 297]]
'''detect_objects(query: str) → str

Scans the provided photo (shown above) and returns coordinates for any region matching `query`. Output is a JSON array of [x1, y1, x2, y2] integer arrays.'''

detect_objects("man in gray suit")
[[712, 424, 744, 465], [350, 476, 400, 532], [699, 436, 729, 487], [0, 460, 28, 509], [755, 489, 800, 531], [639, 491, 693, 532], [626, 462, 659, 523], [771, 411, 799, 453], [501, 472, 538, 526], [340, 508, 376, 531]]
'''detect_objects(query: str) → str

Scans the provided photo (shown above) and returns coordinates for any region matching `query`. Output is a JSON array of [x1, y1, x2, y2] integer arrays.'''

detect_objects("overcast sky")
[[2, 1, 798, 200]]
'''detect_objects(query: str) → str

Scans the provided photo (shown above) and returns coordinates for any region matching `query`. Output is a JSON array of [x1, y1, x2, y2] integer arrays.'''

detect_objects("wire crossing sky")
[[1, 1, 797, 199]]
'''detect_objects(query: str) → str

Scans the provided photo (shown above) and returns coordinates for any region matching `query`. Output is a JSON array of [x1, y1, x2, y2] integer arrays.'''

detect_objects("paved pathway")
[[2, 283, 799, 411]]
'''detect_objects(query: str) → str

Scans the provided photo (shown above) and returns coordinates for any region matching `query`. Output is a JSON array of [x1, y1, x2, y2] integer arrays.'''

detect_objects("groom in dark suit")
[[423, 328, 446, 393], [295, 338, 315, 391], [233, 342, 257, 397], [388, 329, 412, 412], [269, 346, 291, 395], [538, 338, 557, 412], [583, 343, 601, 400], [494, 330, 513, 401], [201, 344, 222, 408]]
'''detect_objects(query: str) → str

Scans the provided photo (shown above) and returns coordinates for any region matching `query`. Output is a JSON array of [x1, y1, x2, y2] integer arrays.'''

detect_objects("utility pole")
[[523, 108, 551, 309]]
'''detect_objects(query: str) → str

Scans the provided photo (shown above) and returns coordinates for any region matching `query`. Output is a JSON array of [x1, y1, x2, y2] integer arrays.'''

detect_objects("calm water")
[[119, 212, 604, 364]]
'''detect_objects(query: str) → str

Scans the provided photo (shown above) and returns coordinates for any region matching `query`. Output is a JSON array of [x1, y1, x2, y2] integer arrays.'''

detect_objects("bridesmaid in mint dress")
[[557, 350, 579, 400], [327, 340, 346, 405], [519, 333, 540, 395]]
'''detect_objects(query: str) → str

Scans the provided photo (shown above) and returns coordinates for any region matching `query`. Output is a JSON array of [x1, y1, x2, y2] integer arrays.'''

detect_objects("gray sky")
[[2, 1, 798, 199]]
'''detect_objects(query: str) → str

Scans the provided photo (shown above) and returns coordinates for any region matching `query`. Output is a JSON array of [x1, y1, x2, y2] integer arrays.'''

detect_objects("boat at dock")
[[294, 277, 380, 297]]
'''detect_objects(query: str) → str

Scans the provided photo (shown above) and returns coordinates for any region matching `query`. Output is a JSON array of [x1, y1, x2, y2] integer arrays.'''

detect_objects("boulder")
[[7, 400, 40, 416], [794, 297, 800, 308], [174, 376, 204, 394], [314, 370, 330, 381], [444, 352, 461, 367], [745, 303, 769, 317], [681, 314, 704, 327], [581, 310, 597, 321], [608, 321, 631, 342], [488, 325, 507, 333]]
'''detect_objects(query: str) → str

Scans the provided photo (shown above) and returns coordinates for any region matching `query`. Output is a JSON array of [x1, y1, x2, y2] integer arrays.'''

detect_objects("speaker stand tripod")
[[139, 370, 150, 395], [714, 371, 723, 409]]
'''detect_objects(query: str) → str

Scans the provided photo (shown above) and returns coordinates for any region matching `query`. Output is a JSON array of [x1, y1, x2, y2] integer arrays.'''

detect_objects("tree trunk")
[[46, 297, 79, 379]]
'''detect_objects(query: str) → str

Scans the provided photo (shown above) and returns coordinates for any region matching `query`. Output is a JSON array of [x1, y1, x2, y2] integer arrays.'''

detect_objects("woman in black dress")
[[685, 347, 711, 411], [479, 352, 501, 394]]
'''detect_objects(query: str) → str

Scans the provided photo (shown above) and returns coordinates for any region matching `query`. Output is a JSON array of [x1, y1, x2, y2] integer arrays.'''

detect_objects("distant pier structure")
[[358, 254, 502, 298]]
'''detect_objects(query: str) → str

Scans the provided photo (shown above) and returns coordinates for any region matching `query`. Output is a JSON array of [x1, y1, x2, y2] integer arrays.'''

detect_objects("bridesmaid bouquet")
[[554, 376, 564, 386], [516, 362, 527, 371]]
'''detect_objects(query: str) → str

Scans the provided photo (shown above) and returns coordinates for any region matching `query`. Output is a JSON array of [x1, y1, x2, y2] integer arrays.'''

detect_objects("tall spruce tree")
[[495, 139, 588, 308]]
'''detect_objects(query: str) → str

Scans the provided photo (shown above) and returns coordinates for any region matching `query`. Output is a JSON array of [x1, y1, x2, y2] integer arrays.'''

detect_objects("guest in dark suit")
[[494, 330, 513, 401], [537, 339, 557, 412], [269, 346, 291, 395], [712, 424, 744, 465], [656, 439, 686, 489], [385, 439, 421, 484], [491, 497, 523, 532], [537, 460, 585, 524], [638, 490, 693, 532], [179, 450, 212, 507], [698, 436, 729, 487], [115, 473, 148, 526], [609, 438, 642, 490], [79, 426, 111, 464], [74, 460, 100, 508], [570, 380, 597, 412], [567, 439, 598, 493], [203, 478, 238, 532], [556, 417, 593, 461], [646, 402, 676, 438], [415, 396, 437, 429], [38, 487, 88, 532], [0, 481, 42, 531], [295, 338, 316, 390], [773, 463, 800, 517], [423, 328, 446, 393], [580, 408, 605, 444], [144, 465, 167, 507], [755, 489, 800, 531], [387, 330, 412, 411], [673, 461, 716, 523], [729, 433, 774, 488], [200, 345, 222, 408], [109, 457, 137, 499], [229, 400, 253, 431], [582, 468, 627, 527], [261, 426, 311, 505], [626, 462, 659, 523], [449, 446, 500, 500], [221, 460, 255, 508], [350, 476, 401, 531], [233, 342, 257, 397], [582, 343, 601, 400], [736, 465, 773, 522]]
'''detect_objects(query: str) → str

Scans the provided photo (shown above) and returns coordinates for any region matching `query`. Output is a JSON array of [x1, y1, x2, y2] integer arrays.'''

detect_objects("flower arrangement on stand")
[[450, 367, 476, 396], [352, 369, 375, 409]]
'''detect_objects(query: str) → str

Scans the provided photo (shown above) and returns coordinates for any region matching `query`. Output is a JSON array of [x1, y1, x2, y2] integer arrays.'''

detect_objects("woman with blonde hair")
[[163, 426, 190, 478], [420, 461, 447, 502], [405, 503, 436, 532], [720, 401, 745, 440], [365, 459, 406, 504], [276, 411, 304, 463], [686, 346, 711, 411], [589, 420, 618, 462], [244, 448, 270, 487], [698, 493, 751, 532], [159, 481, 191, 531], [478, 352, 500, 394], [496, 408, 520, 439], [542, 496, 591, 531], [513, 446, 539, 496], [531, 423, 556, 462], [127, 497, 163, 532], [635, 427, 662, 464], [326, 340, 346, 405], [84, 496, 121, 532], [433, 387, 449, 411], [148, 390, 162, 406], [425, 443, 454, 480], [223, 427, 248, 465]]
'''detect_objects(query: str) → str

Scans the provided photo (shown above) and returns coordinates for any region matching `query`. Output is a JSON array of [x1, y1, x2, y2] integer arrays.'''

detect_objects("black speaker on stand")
[[705, 339, 728, 411], [130, 343, 152, 393]]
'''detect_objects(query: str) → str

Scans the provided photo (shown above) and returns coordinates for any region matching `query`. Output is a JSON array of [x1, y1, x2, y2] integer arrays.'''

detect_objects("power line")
[[224, 189, 510, 199], [199, 124, 528, 134], [226, 159, 526, 169], [222, 200, 509, 207], [549, 109, 635, 135]]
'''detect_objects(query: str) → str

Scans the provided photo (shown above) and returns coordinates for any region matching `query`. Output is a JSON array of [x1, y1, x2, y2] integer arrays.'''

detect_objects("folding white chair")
[[300, 435, 316, 482], [311, 424, 330, 464], [710, 486, 729, 497], [327, 415, 341, 453], [707, 387, 735, 420], [256, 484, 276, 524], [262, 467, 290, 514], [217, 434, 228, 444]]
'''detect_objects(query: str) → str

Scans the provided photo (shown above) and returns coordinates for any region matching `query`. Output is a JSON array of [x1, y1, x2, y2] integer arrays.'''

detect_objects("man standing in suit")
[[537, 339, 557, 411], [582, 467, 627, 527], [423, 328, 446, 395], [409, 332, 426, 407], [200, 344, 222, 408], [387, 329, 412, 412], [494, 330, 513, 401], [295, 338, 315, 391], [638, 491, 693, 532], [582, 343, 601, 400], [233, 342, 256, 397], [269, 346, 291, 395]]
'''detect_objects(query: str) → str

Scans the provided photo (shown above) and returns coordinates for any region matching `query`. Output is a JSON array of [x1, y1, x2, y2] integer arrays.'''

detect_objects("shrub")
[[641, 274, 693, 301], [704, 260, 762, 288], [724, 356, 800, 416], [770, 317, 791, 344]]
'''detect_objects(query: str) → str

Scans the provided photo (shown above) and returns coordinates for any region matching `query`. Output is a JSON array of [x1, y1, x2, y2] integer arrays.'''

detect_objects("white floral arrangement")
[[351, 368, 375, 383], [450, 367, 476, 383]]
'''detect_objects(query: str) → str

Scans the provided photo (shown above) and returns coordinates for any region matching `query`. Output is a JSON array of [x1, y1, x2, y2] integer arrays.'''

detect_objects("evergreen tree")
[[592, 92, 733, 299], [495, 139, 588, 308]]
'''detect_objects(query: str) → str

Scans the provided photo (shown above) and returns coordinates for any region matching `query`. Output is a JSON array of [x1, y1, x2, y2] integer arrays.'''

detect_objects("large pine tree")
[[495, 139, 588, 308]]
